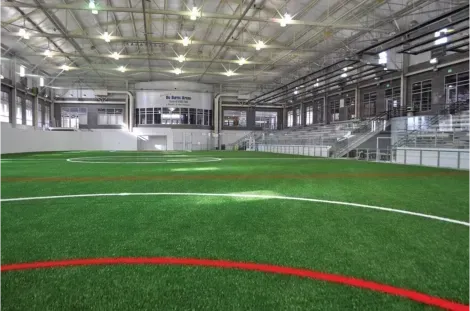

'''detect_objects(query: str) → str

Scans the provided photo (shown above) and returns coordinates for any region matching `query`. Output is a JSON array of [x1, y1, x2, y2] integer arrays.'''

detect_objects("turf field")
[[1, 151, 469, 310]]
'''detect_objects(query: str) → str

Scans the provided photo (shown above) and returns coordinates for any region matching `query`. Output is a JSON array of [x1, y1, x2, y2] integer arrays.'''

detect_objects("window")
[[330, 99, 340, 121], [287, 110, 293, 127], [61, 107, 87, 128], [25, 99, 33, 126], [313, 99, 324, 124], [305, 105, 313, 125], [1, 91, 9, 123], [44, 105, 50, 127], [363, 92, 377, 117], [345, 97, 355, 120], [411, 80, 432, 112], [223, 110, 247, 127], [37, 103, 43, 127], [98, 108, 124, 125], [255, 111, 277, 130], [295, 108, 301, 126], [445, 72, 469, 105], [16, 96, 23, 125], [135, 107, 212, 126]]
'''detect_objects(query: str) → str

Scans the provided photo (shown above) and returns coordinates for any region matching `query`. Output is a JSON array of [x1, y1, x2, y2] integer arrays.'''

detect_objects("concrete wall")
[[1, 123, 137, 154]]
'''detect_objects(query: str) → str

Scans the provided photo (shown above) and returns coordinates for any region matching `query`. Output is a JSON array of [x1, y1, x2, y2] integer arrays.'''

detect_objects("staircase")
[[330, 111, 390, 158], [392, 101, 469, 148], [227, 131, 264, 150]]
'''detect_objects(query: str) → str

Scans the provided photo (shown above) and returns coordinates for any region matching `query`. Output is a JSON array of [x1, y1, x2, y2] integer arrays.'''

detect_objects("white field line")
[[66, 157, 222, 164], [1, 192, 468, 227]]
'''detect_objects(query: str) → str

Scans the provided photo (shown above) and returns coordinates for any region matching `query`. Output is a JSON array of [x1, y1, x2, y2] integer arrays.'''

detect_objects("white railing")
[[256, 144, 331, 157]]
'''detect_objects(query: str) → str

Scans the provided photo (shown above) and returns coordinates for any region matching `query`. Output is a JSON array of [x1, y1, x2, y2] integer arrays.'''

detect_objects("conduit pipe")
[[108, 90, 134, 131], [214, 93, 238, 149]]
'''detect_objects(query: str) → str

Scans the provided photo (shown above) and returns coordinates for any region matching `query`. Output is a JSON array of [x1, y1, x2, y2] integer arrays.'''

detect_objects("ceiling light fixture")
[[177, 54, 186, 63], [45, 49, 52, 58], [430, 58, 438, 64], [0, 75, 4, 80], [294, 90, 298, 95], [118, 66, 126, 73], [102, 31, 111, 43], [226, 70, 234, 76], [341, 73, 347, 78], [19, 65, 25, 77], [255, 41, 265, 51], [314, 82, 319, 87], [378, 51, 388, 64], [19, 28, 30, 39], [190, 6, 199, 20], [238, 57, 247, 66], [182, 36, 190, 47], [62, 64, 70, 71], [111, 52, 120, 60], [280, 13, 292, 27], [89, 0, 98, 14], [39, 77, 44, 87], [174, 68, 182, 75]]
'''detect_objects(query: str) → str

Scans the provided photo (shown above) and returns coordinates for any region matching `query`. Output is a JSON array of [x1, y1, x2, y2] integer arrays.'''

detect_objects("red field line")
[[1, 171, 467, 183], [2, 257, 468, 311]]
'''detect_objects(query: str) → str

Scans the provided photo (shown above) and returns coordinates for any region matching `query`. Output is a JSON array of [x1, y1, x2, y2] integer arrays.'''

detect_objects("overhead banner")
[[136, 91, 212, 109]]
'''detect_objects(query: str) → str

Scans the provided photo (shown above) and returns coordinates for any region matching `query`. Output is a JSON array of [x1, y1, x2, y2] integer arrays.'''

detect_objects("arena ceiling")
[[1, 0, 467, 93]]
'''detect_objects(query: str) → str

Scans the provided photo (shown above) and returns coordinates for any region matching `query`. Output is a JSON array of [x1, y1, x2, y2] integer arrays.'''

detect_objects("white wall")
[[395, 147, 469, 170], [132, 127, 213, 151], [257, 144, 330, 157], [1, 123, 137, 154]]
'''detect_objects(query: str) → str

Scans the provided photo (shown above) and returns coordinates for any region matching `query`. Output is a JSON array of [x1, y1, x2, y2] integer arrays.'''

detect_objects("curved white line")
[[1, 192, 468, 227], [66, 157, 222, 164]]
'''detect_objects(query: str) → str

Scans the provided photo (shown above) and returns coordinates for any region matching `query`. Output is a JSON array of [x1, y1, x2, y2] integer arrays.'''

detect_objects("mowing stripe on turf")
[[1, 257, 467, 311], [1, 192, 468, 226]]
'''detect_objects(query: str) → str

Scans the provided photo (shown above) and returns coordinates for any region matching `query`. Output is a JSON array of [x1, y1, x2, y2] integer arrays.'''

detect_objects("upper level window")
[[287, 110, 293, 127], [1, 91, 9, 123], [363, 92, 377, 117], [411, 80, 432, 112], [223, 110, 246, 127]]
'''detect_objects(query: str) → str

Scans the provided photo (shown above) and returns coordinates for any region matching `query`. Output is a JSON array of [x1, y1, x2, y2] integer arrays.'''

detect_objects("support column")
[[282, 106, 287, 129], [11, 57, 17, 126], [401, 54, 410, 112], [33, 96, 38, 129], [355, 85, 359, 119]]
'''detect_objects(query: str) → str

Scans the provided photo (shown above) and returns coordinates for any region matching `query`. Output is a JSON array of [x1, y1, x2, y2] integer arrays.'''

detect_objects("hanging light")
[[238, 57, 247, 66], [102, 32, 111, 43], [177, 55, 186, 63], [280, 13, 292, 27], [62, 64, 70, 71], [378, 51, 387, 64], [314, 82, 319, 87], [45, 49, 52, 58], [0, 75, 4, 80], [118, 66, 126, 72], [341, 73, 347, 78], [255, 40, 265, 51], [190, 6, 199, 20], [430, 58, 438, 64], [174, 68, 182, 75], [111, 52, 120, 60], [19, 65, 25, 77], [39, 77, 44, 87], [294, 90, 298, 95], [434, 30, 448, 46], [225, 70, 234, 76], [182, 36, 190, 46], [89, 0, 98, 14]]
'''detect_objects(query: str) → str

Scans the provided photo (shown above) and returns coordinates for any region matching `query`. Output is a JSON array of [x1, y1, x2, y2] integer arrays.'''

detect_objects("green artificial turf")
[[1, 151, 469, 310]]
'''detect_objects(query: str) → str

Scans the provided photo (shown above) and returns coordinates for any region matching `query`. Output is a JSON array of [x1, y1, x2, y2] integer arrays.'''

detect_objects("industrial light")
[[39, 77, 44, 87], [384, 67, 388, 71], [174, 68, 182, 75], [177, 54, 185, 63], [111, 52, 120, 60], [238, 57, 247, 66], [118, 66, 126, 73], [102, 31, 111, 43], [19, 28, 30, 39], [225, 70, 234, 76], [280, 13, 292, 27], [341, 73, 347, 78], [434, 37, 448, 45], [62, 64, 70, 71], [314, 82, 319, 87], [45, 49, 52, 58], [182, 36, 190, 46], [89, 1, 98, 14], [19, 65, 25, 77], [294, 90, 298, 95], [430, 58, 438, 64], [378, 51, 387, 64], [255, 41, 265, 51], [190, 6, 199, 20]]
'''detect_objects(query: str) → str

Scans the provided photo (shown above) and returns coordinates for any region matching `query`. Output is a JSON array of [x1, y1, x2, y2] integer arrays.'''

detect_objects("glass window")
[[224, 110, 247, 127], [16, 96, 23, 125], [26, 100, 33, 126], [411, 80, 432, 111], [44, 105, 50, 127], [1, 91, 9, 123], [255, 111, 277, 130], [330, 99, 340, 121], [181, 108, 188, 124], [313, 99, 324, 124], [197, 109, 203, 125], [295, 108, 301, 126], [204, 109, 209, 126], [189, 108, 197, 124], [446, 72, 469, 105], [287, 110, 293, 127], [37, 103, 43, 127], [305, 105, 313, 125], [363, 92, 377, 117], [98, 108, 124, 125]]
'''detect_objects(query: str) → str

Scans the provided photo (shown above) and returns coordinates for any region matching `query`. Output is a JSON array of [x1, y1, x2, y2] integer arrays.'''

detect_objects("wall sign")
[[136, 91, 212, 109]]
